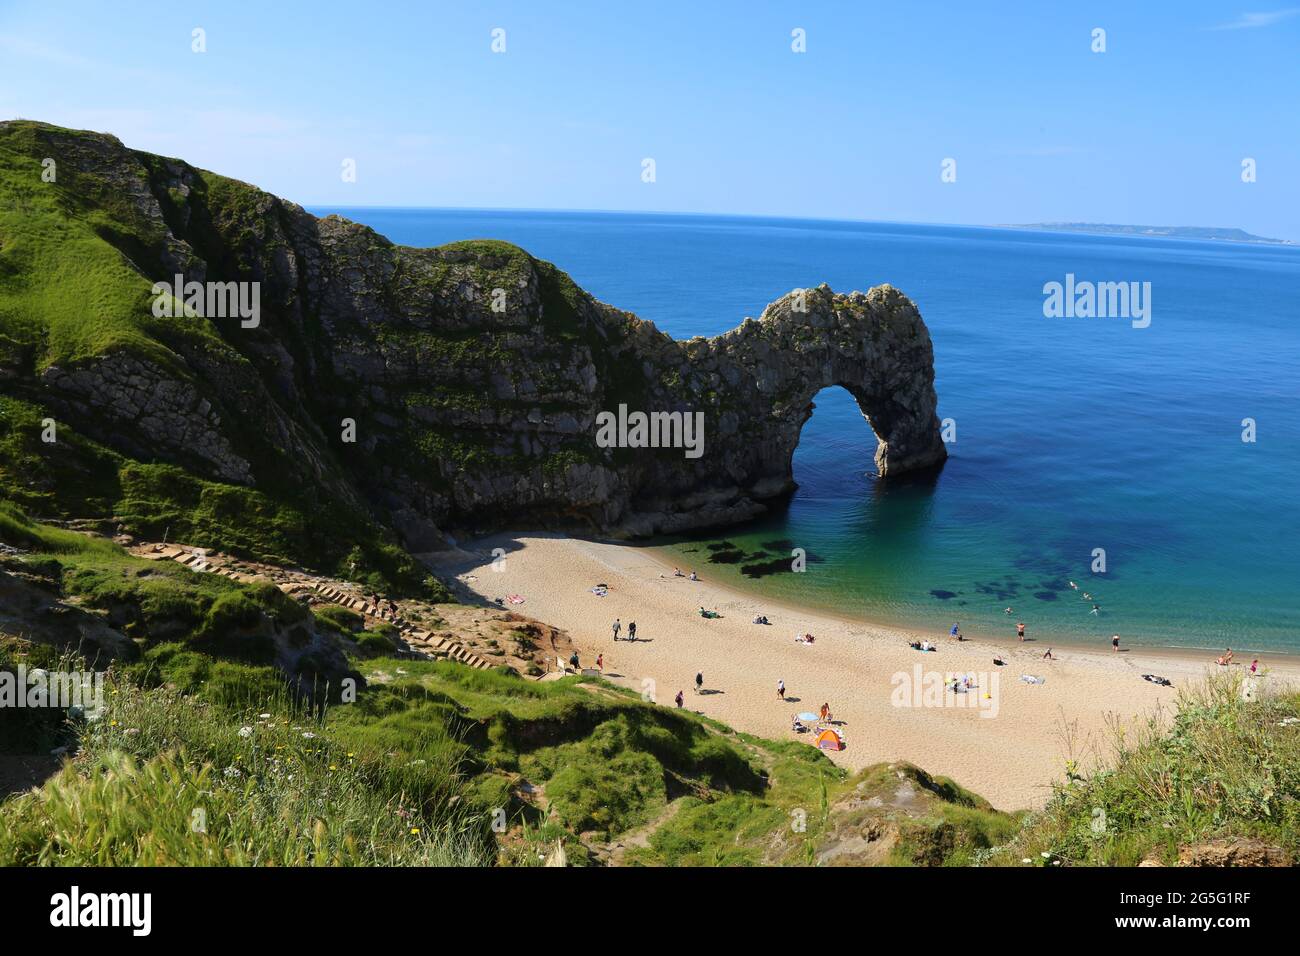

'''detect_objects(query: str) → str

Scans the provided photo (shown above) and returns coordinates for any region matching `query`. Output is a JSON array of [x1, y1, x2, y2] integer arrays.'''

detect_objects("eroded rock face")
[[4, 121, 946, 547]]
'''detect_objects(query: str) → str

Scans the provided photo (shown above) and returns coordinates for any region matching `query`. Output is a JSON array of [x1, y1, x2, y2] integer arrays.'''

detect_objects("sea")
[[314, 207, 1300, 654]]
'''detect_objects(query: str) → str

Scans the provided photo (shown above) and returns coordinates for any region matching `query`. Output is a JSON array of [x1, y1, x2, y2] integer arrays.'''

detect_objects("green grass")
[[0, 674, 491, 866], [989, 673, 1300, 866]]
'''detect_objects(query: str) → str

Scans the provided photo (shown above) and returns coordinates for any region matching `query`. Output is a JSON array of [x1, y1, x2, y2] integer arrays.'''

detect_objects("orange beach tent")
[[814, 728, 844, 751]]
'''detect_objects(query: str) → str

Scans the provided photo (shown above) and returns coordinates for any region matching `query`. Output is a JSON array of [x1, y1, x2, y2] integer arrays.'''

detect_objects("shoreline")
[[425, 532, 1300, 810], [642, 542, 1289, 664]]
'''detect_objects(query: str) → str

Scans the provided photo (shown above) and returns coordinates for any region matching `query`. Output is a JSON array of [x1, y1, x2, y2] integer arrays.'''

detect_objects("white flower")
[[238, 726, 254, 738], [258, 713, 271, 719], [302, 731, 317, 739], [223, 766, 242, 777]]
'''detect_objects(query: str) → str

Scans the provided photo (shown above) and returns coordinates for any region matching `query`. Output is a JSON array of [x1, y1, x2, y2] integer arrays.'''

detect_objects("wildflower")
[[302, 732, 317, 739], [259, 713, 271, 719], [224, 767, 242, 778], [238, 726, 254, 738], [410, 827, 421, 835]]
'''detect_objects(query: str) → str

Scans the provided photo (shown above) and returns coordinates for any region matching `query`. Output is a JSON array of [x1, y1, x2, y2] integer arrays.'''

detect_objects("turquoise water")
[[318, 208, 1300, 653]]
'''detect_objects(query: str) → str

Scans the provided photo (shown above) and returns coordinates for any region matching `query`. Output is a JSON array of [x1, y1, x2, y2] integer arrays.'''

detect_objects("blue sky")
[[2, 1, 1298, 237]]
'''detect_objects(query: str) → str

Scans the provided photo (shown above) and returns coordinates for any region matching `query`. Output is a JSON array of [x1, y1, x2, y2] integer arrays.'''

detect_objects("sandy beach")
[[426, 533, 1300, 810]]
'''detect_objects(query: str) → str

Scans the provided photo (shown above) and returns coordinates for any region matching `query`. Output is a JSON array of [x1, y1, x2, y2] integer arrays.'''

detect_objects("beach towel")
[[1020, 674, 1046, 685], [507, 594, 525, 605], [590, 586, 608, 596]]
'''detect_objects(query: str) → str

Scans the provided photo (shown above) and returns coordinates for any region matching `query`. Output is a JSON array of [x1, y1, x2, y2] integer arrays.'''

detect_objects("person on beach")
[[1016, 622, 1026, 641], [689, 570, 699, 581], [791, 713, 803, 733], [1250, 659, 1260, 675], [612, 618, 621, 641], [569, 651, 580, 670], [674, 690, 684, 708], [673, 567, 684, 577], [777, 679, 786, 700], [695, 672, 704, 694], [628, 621, 637, 642], [950, 623, 960, 638], [1043, 648, 1054, 660], [596, 653, 604, 672], [819, 702, 831, 723], [1111, 635, 1121, 652]]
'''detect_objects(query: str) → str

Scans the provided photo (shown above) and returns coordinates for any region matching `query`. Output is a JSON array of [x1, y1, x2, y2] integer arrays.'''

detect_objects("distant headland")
[[1002, 222, 1295, 245]]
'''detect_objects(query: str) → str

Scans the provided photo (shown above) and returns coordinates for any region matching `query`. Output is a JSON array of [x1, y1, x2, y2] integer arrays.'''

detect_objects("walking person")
[[695, 672, 704, 694], [612, 618, 621, 641], [777, 679, 786, 701], [674, 690, 684, 708], [628, 621, 637, 642], [596, 653, 604, 672], [1016, 622, 1026, 641], [1111, 634, 1121, 652]]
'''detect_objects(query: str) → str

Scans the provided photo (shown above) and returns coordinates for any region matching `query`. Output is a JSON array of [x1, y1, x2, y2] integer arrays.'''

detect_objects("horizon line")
[[300, 204, 1300, 245]]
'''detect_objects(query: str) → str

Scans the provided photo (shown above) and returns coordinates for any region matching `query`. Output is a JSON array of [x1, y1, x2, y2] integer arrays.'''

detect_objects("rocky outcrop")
[[0, 120, 946, 549]]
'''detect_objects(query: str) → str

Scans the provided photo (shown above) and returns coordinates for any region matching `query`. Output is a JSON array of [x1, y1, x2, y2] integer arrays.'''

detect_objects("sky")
[[2, 1, 1298, 238]]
